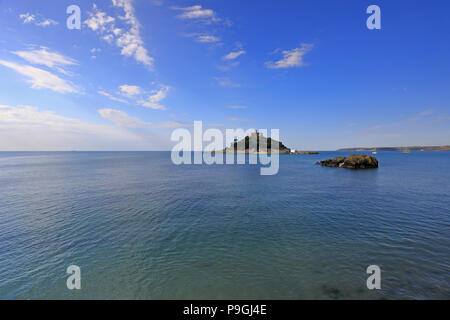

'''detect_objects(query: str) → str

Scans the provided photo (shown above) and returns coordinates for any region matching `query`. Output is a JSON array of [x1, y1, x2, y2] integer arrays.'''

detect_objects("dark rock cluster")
[[316, 154, 378, 169]]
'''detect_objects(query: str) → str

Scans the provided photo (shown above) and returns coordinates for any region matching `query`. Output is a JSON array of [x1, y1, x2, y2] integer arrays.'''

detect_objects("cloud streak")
[[12, 47, 77, 75], [223, 50, 246, 60], [0, 60, 77, 94], [138, 85, 169, 110], [98, 108, 144, 128], [0, 104, 153, 151], [19, 13, 58, 27], [119, 85, 141, 97], [196, 35, 220, 43], [266, 44, 313, 69], [172, 5, 219, 23], [98, 91, 129, 104]]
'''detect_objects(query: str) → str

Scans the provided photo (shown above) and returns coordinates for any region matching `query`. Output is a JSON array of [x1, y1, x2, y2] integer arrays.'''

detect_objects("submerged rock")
[[316, 154, 378, 169]]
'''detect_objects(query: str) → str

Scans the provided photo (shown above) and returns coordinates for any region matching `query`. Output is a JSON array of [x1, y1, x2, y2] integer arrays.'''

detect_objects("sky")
[[0, 0, 449, 151]]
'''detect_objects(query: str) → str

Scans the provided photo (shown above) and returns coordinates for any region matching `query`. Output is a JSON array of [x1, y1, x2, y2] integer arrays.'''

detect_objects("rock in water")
[[316, 154, 378, 169]]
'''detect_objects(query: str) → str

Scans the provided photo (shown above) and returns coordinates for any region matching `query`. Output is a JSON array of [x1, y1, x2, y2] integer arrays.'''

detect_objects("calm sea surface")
[[0, 151, 449, 299]]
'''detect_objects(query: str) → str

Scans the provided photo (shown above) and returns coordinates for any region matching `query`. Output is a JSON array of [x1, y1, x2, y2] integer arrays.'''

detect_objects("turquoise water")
[[0, 151, 449, 299]]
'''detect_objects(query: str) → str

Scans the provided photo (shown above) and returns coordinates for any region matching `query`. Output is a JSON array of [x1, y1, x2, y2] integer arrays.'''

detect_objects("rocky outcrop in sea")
[[316, 154, 378, 169]]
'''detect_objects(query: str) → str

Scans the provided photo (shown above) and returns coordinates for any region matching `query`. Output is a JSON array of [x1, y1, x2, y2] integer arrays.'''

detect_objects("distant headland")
[[338, 146, 450, 152]]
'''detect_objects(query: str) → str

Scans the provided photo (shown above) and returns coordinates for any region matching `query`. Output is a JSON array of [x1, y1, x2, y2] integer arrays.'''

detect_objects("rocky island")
[[316, 154, 378, 169], [213, 131, 318, 155], [214, 131, 291, 154]]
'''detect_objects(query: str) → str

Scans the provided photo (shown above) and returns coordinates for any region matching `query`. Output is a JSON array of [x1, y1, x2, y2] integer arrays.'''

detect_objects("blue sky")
[[0, 0, 449, 150]]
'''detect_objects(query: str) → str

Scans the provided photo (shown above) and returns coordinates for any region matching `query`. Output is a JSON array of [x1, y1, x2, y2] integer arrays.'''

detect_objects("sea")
[[0, 151, 449, 299]]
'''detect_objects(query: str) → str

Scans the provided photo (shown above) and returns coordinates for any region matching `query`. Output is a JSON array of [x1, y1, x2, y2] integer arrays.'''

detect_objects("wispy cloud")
[[0, 104, 152, 151], [98, 91, 129, 104], [12, 47, 77, 75], [119, 85, 141, 97], [99, 84, 170, 110], [84, 4, 114, 31], [184, 33, 221, 44], [195, 35, 220, 43], [171, 5, 219, 23], [85, 2, 154, 67], [223, 50, 246, 61], [98, 108, 144, 128], [19, 13, 35, 24], [173, 5, 227, 45], [266, 44, 313, 69], [138, 85, 169, 110], [19, 13, 58, 27], [38, 19, 58, 27], [0, 60, 77, 94]]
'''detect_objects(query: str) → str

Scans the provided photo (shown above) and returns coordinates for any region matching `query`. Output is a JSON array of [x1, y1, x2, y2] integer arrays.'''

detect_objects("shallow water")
[[0, 151, 449, 299]]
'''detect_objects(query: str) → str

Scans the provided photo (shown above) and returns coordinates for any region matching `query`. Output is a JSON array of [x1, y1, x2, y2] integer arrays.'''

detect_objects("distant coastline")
[[338, 146, 450, 152]]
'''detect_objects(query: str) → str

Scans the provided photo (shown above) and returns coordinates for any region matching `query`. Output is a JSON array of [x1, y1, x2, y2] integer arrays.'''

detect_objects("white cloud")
[[99, 84, 169, 110], [0, 60, 77, 94], [85, 2, 154, 67], [12, 48, 77, 74], [138, 85, 169, 110], [173, 5, 226, 45], [265, 44, 313, 69], [138, 101, 166, 110], [98, 108, 144, 128], [103, 34, 114, 44], [184, 33, 221, 44], [37, 19, 58, 27], [98, 91, 129, 104], [172, 5, 218, 22], [149, 86, 169, 102], [113, 0, 154, 67], [196, 35, 220, 43], [0, 104, 154, 151], [19, 13, 58, 27], [119, 85, 141, 97], [84, 4, 115, 32], [223, 50, 246, 60], [0, 104, 78, 127], [19, 13, 35, 24]]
